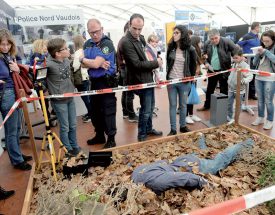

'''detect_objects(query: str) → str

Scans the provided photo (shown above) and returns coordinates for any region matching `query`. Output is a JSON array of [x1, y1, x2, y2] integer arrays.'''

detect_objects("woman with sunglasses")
[[166, 25, 197, 136]]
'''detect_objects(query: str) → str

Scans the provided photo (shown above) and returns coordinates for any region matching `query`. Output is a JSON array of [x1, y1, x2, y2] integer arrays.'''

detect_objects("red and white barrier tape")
[[182, 185, 275, 215], [0, 68, 274, 131], [45, 69, 232, 99]]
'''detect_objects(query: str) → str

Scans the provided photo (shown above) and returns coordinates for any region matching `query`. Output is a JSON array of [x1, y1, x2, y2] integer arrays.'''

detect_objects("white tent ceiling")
[[4, 0, 275, 28]]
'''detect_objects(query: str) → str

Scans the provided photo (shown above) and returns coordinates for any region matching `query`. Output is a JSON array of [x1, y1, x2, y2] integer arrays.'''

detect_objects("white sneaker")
[[228, 119, 235, 124], [191, 115, 201, 122], [227, 116, 232, 122], [251, 117, 265, 126], [186, 116, 194, 124], [263, 120, 273, 130]]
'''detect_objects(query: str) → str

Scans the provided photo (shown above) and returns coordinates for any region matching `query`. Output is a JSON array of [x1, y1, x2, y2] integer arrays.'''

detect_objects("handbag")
[[187, 83, 201, 105], [72, 66, 82, 86]]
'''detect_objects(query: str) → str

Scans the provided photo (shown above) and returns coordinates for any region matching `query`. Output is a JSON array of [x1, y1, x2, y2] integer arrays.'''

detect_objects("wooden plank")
[[21, 163, 36, 215], [239, 123, 275, 141], [99, 125, 219, 152]]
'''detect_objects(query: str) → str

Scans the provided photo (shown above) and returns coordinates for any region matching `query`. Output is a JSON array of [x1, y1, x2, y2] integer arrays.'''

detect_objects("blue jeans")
[[0, 89, 24, 165], [227, 91, 245, 119], [135, 88, 155, 139], [199, 138, 254, 175], [255, 80, 275, 121], [167, 82, 191, 130], [51, 99, 79, 151], [76, 80, 91, 116]]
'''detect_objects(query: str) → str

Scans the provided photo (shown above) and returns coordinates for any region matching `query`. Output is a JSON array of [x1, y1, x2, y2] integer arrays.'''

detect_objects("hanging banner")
[[15, 9, 84, 26], [13, 9, 85, 63]]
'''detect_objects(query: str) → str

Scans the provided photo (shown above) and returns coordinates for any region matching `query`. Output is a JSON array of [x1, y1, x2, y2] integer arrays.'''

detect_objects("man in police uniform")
[[80, 18, 117, 149]]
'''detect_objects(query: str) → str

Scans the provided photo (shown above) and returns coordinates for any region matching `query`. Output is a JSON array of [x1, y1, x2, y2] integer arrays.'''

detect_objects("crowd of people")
[[1, 14, 275, 206]]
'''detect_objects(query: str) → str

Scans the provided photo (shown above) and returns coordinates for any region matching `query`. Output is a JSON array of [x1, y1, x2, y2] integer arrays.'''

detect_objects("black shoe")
[[147, 129, 163, 136], [0, 187, 15, 201], [197, 107, 209, 111], [167, 130, 177, 136], [67, 147, 81, 156], [123, 114, 129, 119], [249, 96, 258, 100], [180, 126, 191, 133], [22, 154, 32, 162], [82, 115, 91, 123], [87, 135, 106, 145], [103, 139, 116, 149], [14, 161, 32, 171], [138, 137, 146, 142], [128, 115, 138, 123]]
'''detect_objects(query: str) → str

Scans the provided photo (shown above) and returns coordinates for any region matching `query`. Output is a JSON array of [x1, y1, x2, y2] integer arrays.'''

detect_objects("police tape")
[[45, 69, 233, 99], [0, 68, 274, 131], [182, 185, 275, 215]]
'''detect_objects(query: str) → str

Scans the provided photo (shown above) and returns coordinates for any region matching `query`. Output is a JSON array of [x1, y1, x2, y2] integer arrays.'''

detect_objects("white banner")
[[15, 9, 84, 26]]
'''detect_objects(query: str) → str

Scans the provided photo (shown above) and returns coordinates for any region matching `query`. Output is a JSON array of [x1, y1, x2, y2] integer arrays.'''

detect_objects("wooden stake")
[[19, 89, 39, 166], [235, 69, 241, 124]]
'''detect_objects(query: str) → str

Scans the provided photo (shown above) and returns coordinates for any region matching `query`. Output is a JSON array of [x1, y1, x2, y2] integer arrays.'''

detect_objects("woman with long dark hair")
[[0, 29, 32, 170], [166, 25, 197, 135], [252, 30, 275, 130]]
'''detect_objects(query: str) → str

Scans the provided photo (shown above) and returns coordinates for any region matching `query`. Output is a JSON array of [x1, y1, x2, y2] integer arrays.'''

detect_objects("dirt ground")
[[29, 124, 275, 215]]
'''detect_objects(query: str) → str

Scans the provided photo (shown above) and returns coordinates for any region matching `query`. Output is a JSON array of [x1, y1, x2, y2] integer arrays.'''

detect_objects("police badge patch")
[[102, 46, 109, 54]]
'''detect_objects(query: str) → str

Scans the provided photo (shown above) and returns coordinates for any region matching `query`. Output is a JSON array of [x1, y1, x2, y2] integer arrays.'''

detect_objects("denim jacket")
[[253, 45, 275, 73]]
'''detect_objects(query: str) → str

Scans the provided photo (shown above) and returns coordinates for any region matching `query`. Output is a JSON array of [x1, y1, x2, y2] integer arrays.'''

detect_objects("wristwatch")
[[79, 57, 85, 64]]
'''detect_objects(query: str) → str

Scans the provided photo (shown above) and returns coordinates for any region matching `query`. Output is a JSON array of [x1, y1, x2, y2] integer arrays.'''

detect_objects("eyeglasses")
[[88, 29, 102, 36], [262, 40, 272, 43], [58, 47, 69, 52], [173, 31, 180, 35]]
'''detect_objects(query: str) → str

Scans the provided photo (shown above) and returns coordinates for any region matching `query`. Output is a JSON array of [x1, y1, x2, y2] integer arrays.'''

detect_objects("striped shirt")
[[169, 49, 185, 79]]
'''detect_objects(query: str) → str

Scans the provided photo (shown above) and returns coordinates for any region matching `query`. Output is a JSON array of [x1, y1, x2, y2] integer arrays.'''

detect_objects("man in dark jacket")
[[198, 29, 238, 111], [121, 13, 163, 142]]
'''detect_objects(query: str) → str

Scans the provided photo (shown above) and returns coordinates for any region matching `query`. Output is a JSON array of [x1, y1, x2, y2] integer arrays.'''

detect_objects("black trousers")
[[90, 78, 117, 137], [121, 76, 135, 118], [204, 72, 228, 109], [249, 58, 256, 98]]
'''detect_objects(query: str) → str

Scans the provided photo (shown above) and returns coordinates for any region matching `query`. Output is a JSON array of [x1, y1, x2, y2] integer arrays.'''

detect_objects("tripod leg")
[[38, 134, 47, 170], [47, 133, 57, 181], [52, 132, 67, 163]]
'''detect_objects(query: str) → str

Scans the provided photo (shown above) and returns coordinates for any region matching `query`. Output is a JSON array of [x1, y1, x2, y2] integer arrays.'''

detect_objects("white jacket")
[[228, 60, 252, 94]]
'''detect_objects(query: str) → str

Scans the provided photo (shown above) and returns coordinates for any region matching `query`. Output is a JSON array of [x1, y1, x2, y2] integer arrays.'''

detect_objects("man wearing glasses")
[[80, 18, 117, 149], [121, 14, 163, 142]]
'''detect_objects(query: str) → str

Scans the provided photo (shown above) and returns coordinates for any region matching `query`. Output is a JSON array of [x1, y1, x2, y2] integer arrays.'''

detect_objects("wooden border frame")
[[21, 163, 36, 215], [20, 123, 275, 214]]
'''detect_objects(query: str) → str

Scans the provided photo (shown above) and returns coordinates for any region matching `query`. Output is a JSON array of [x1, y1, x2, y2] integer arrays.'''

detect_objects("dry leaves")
[[30, 125, 275, 215]]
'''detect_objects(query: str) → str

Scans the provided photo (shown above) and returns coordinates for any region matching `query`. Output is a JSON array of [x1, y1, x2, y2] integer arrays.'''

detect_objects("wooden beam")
[[99, 125, 218, 152], [238, 123, 275, 141], [21, 163, 35, 215]]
